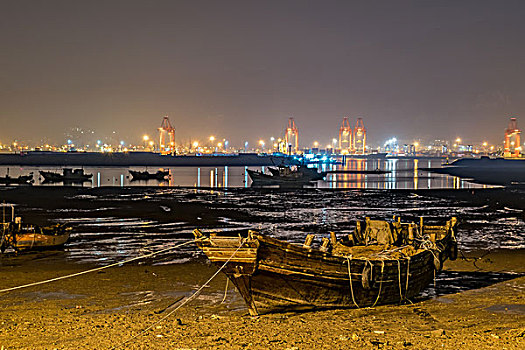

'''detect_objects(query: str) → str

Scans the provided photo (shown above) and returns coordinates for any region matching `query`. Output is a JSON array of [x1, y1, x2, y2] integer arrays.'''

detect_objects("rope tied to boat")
[[221, 276, 230, 304], [0, 238, 205, 294], [405, 257, 413, 304], [346, 256, 360, 309], [397, 259, 403, 301], [111, 238, 247, 350], [371, 260, 385, 308]]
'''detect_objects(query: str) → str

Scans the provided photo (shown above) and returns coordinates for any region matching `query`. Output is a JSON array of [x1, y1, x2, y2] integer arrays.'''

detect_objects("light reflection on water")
[[39, 187, 523, 265], [0, 158, 488, 189]]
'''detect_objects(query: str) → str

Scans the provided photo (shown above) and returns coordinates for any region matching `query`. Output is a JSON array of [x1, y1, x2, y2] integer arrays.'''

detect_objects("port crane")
[[159, 115, 175, 155]]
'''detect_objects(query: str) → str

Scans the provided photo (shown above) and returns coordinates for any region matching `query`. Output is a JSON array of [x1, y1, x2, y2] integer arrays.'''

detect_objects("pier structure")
[[338, 117, 352, 154], [284, 117, 299, 154], [158, 116, 175, 155], [353, 118, 367, 155], [504, 117, 521, 157]]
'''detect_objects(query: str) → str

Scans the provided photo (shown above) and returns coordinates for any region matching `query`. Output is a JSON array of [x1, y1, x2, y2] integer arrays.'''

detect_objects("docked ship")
[[39, 168, 92, 183], [423, 156, 525, 185]]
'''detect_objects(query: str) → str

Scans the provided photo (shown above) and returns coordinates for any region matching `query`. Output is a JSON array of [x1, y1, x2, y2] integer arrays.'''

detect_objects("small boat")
[[39, 168, 92, 183], [194, 216, 458, 315], [248, 165, 326, 187], [129, 169, 169, 181], [268, 165, 327, 181], [1, 206, 71, 252], [247, 169, 314, 187], [0, 173, 34, 185]]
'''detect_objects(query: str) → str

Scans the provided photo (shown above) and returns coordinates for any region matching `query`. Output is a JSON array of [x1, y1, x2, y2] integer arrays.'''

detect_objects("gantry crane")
[[504, 117, 521, 157], [338, 117, 352, 154], [353, 118, 366, 155], [158, 115, 175, 155], [284, 117, 299, 154]]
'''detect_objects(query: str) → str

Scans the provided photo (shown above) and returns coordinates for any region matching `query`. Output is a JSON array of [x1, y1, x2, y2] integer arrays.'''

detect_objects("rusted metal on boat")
[[194, 217, 457, 315]]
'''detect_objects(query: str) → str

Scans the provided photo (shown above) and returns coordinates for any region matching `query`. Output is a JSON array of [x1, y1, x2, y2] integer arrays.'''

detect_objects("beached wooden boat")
[[1, 222, 71, 252], [194, 217, 457, 315], [1, 206, 71, 252]]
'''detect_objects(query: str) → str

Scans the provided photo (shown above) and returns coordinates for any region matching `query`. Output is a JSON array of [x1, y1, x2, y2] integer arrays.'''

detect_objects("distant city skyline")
[[2, 1, 524, 147]]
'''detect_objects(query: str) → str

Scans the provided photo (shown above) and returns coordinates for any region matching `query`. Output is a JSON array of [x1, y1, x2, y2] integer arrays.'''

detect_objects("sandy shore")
[[0, 249, 524, 350]]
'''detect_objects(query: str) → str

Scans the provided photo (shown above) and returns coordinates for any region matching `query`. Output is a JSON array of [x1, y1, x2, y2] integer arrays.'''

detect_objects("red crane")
[[338, 117, 352, 153], [284, 117, 299, 154], [353, 118, 367, 155], [158, 115, 175, 155], [504, 117, 521, 157]]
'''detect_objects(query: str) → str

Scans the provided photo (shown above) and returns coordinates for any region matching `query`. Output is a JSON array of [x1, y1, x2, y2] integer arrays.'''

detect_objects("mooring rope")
[[346, 257, 360, 308], [404, 257, 413, 304], [371, 260, 385, 308], [397, 259, 403, 301], [221, 277, 230, 304], [0, 238, 203, 294], [111, 238, 246, 350]]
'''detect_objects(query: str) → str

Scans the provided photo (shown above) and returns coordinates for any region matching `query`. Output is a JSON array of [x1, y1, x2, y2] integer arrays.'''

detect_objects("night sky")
[[2, 0, 525, 147]]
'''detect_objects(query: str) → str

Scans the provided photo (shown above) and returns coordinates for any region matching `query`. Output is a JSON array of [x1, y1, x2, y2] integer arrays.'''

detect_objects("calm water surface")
[[0, 158, 489, 189]]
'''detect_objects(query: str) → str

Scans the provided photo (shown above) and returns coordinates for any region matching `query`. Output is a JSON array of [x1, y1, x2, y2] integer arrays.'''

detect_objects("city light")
[[143, 135, 149, 141], [209, 136, 215, 142]]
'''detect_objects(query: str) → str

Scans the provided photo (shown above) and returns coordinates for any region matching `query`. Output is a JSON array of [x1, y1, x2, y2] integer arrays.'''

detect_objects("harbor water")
[[0, 158, 490, 189]]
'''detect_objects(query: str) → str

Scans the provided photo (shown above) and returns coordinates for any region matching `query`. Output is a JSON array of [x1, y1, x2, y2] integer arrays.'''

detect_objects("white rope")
[[111, 239, 246, 350], [397, 259, 403, 301], [0, 238, 203, 294], [371, 260, 385, 307], [221, 277, 230, 304], [346, 257, 360, 308]]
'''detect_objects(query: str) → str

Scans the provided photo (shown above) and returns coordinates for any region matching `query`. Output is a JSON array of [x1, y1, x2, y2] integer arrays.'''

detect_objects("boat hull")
[[1, 224, 71, 251], [11, 231, 70, 251], [194, 219, 456, 315], [247, 170, 315, 187]]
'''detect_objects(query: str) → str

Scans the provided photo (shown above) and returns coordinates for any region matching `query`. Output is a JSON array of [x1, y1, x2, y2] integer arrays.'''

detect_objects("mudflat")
[[0, 186, 524, 349], [0, 250, 523, 349]]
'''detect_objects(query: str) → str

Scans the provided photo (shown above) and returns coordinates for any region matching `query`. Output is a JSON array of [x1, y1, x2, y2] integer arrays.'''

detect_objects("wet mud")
[[0, 186, 524, 349]]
